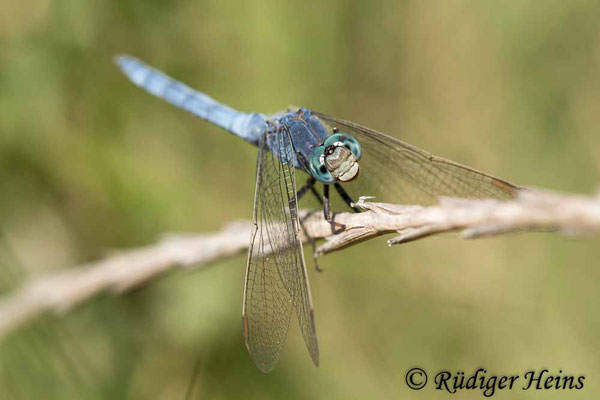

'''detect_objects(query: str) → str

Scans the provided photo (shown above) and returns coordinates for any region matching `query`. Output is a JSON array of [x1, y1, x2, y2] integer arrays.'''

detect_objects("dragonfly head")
[[309, 133, 362, 183]]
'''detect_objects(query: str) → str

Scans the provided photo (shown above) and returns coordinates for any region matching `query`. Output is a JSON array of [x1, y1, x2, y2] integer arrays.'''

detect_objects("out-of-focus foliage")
[[1, 1, 600, 399]]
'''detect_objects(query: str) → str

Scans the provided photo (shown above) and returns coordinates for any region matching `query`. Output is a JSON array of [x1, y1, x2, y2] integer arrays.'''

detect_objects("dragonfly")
[[115, 55, 520, 373]]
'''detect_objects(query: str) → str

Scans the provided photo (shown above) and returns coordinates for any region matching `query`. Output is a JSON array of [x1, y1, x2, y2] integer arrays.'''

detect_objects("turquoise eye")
[[308, 145, 334, 183], [324, 133, 362, 160]]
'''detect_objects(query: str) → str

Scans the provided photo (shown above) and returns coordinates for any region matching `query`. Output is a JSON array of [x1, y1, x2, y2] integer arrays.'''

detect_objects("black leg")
[[309, 185, 323, 205], [334, 183, 361, 213], [295, 151, 325, 206], [296, 177, 316, 201], [323, 184, 346, 233], [295, 176, 323, 206], [323, 184, 331, 221]]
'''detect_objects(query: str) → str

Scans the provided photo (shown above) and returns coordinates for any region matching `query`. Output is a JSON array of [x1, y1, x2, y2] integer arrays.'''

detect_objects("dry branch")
[[307, 189, 600, 254], [0, 188, 599, 340], [0, 222, 253, 339]]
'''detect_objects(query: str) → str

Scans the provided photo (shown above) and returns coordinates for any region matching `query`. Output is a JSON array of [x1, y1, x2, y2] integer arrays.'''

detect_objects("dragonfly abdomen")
[[115, 55, 267, 146]]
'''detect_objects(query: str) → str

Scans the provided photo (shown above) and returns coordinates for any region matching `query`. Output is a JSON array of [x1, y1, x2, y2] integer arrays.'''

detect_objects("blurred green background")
[[1, 0, 600, 399]]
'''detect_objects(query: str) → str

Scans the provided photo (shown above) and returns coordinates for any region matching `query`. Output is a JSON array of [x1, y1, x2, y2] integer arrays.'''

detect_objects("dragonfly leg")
[[309, 185, 323, 205], [296, 177, 316, 201], [296, 176, 324, 206], [323, 184, 346, 233], [296, 151, 323, 206], [334, 183, 361, 213]]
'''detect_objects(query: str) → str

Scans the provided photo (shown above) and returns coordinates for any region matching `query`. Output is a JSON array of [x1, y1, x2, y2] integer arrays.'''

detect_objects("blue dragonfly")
[[115, 55, 519, 373]]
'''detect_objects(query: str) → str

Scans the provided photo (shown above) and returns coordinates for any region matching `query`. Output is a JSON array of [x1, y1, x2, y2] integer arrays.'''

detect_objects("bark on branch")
[[307, 189, 600, 254], [0, 188, 598, 340]]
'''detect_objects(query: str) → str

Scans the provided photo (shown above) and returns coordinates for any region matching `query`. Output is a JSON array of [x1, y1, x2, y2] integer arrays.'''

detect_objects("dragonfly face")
[[309, 132, 362, 183]]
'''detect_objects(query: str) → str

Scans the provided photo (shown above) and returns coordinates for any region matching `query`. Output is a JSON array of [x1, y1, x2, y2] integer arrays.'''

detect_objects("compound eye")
[[323, 133, 362, 160], [308, 145, 334, 183]]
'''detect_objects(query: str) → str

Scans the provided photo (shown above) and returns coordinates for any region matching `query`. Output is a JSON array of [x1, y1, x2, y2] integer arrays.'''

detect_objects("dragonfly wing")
[[314, 112, 520, 206], [242, 127, 318, 372]]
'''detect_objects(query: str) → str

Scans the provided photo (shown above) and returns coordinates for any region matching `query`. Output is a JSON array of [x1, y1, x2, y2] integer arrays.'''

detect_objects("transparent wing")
[[242, 127, 318, 373], [314, 112, 520, 207]]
